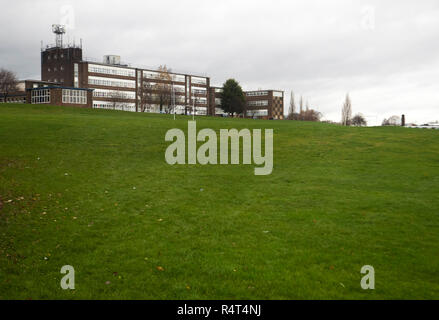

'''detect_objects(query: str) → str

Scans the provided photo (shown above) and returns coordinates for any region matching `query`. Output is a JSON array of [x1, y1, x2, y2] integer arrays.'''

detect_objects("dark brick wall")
[[41, 47, 82, 87]]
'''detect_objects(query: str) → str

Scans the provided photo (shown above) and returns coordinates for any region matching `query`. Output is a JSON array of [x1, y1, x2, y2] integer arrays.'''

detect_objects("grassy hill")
[[0, 103, 438, 299]]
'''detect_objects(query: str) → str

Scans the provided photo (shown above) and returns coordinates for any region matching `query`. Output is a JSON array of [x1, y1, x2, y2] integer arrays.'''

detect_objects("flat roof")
[[27, 86, 94, 91], [83, 58, 209, 79]]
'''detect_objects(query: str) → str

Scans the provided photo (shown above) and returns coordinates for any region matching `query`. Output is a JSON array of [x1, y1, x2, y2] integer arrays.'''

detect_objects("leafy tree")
[[351, 114, 367, 126], [220, 79, 246, 116]]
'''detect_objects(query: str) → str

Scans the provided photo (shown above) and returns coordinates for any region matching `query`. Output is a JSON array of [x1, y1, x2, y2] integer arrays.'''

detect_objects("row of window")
[[74, 63, 79, 88], [47, 53, 65, 60], [246, 91, 268, 97], [247, 109, 269, 117], [0, 97, 26, 103], [142, 82, 186, 93], [46, 79, 64, 83], [247, 100, 269, 107], [193, 97, 207, 104], [93, 89, 136, 100], [62, 89, 87, 104], [31, 89, 50, 104], [192, 89, 207, 95], [48, 66, 65, 72], [89, 64, 136, 77], [93, 101, 136, 112], [143, 72, 188, 83], [191, 77, 207, 85], [88, 76, 136, 88]]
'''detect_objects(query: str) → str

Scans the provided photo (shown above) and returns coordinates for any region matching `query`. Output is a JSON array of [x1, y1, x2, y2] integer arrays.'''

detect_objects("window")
[[247, 109, 268, 117], [74, 63, 79, 88], [31, 89, 50, 104], [173, 74, 185, 82], [54, 67, 58, 72], [93, 89, 135, 100], [273, 91, 283, 98], [60, 66, 64, 71], [93, 100, 135, 112], [192, 88, 206, 95], [88, 76, 136, 88], [195, 97, 207, 104], [248, 100, 268, 107], [62, 89, 87, 104], [60, 54, 64, 58], [143, 70, 160, 79], [48, 68, 51, 72], [191, 76, 207, 85], [246, 91, 268, 97], [88, 64, 135, 77]]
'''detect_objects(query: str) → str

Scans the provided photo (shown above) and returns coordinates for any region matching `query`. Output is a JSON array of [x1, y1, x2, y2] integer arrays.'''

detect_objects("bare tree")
[[341, 94, 352, 126], [288, 90, 296, 117], [351, 113, 367, 126], [382, 115, 401, 126], [290, 109, 322, 122], [138, 81, 154, 112], [0, 69, 19, 103], [154, 65, 173, 113], [108, 91, 125, 110]]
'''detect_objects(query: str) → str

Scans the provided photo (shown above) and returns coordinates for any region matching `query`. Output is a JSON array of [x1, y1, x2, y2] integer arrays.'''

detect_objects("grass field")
[[0, 103, 438, 300]]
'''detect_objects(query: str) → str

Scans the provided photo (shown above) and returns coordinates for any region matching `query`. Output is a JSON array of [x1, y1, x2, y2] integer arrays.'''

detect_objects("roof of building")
[[26, 86, 94, 91]]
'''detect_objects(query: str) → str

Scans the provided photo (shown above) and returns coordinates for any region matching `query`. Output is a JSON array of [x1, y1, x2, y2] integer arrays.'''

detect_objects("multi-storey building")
[[245, 90, 284, 120], [2, 25, 285, 119], [41, 36, 210, 114], [208, 87, 284, 119], [0, 79, 92, 109], [208, 86, 225, 116]]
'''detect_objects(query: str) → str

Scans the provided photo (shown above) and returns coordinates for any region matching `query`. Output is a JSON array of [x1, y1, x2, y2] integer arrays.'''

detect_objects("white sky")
[[1, 0, 438, 125]]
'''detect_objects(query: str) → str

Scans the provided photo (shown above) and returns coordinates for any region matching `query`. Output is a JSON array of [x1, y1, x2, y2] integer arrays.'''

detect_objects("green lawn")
[[0, 103, 438, 299]]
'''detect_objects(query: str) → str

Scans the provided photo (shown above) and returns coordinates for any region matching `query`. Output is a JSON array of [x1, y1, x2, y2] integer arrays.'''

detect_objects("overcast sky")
[[1, 0, 438, 124]]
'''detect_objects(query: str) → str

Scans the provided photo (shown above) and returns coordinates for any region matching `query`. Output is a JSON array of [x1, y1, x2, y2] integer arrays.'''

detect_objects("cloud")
[[1, 0, 438, 124]]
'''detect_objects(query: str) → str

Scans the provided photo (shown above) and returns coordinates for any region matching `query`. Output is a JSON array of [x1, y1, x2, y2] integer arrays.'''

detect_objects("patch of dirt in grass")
[[0, 158, 28, 171]]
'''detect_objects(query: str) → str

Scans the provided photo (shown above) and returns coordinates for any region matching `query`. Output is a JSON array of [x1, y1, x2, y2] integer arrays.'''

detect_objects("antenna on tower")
[[52, 24, 66, 48]]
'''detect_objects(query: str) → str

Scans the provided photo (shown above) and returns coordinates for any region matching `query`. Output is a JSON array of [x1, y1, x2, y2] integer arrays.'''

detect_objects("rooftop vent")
[[104, 55, 121, 65]]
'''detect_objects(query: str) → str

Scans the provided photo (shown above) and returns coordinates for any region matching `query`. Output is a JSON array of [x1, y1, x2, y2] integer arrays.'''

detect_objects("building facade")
[[208, 87, 285, 119], [2, 26, 285, 119], [0, 79, 92, 108], [245, 90, 284, 120], [41, 42, 210, 115]]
